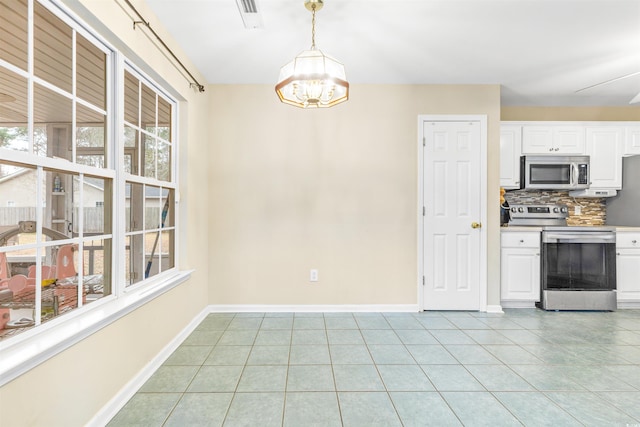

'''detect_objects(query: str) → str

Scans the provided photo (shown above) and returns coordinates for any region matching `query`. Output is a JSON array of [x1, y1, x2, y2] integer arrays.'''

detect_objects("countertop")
[[612, 226, 640, 232], [500, 226, 542, 232], [501, 225, 640, 232]]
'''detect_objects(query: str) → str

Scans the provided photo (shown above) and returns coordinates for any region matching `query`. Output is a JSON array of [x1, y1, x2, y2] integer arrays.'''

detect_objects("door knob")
[[471, 222, 482, 229]]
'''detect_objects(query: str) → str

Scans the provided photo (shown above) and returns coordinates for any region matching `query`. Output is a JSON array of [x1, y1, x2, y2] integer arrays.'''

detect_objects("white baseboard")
[[208, 304, 421, 313], [617, 300, 640, 309], [501, 301, 536, 309], [88, 307, 210, 427], [485, 304, 504, 313]]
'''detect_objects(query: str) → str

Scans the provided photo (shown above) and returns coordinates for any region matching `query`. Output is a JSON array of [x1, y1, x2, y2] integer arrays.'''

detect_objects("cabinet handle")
[[536, 253, 540, 256], [617, 252, 621, 256], [519, 239, 524, 243], [549, 148, 553, 151], [554, 148, 559, 151], [632, 240, 637, 244]]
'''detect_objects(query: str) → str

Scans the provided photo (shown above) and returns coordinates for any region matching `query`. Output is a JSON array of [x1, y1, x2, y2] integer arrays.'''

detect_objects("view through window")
[[0, 0, 177, 340]]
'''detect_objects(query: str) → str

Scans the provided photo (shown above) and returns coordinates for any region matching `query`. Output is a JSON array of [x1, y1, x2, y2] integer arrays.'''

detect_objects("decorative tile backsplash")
[[503, 189, 606, 226]]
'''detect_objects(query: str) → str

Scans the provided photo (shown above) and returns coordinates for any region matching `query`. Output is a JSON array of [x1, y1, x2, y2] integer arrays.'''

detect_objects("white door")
[[422, 120, 483, 310]]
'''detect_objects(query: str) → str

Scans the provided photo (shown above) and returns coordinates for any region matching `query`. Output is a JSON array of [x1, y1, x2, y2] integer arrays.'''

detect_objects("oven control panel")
[[508, 204, 569, 226], [509, 204, 568, 219]]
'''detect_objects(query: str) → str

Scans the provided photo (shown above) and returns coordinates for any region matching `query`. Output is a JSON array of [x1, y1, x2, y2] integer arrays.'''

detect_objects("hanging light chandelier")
[[275, 0, 349, 108]]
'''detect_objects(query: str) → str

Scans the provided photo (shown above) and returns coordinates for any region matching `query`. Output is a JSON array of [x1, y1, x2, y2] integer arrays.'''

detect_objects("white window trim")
[[0, 270, 192, 387], [0, 0, 188, 386]]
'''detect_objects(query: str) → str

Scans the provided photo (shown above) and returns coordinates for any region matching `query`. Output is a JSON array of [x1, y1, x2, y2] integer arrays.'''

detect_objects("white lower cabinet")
[[616, 230, 640, 307], [501, 231, 540, 307]]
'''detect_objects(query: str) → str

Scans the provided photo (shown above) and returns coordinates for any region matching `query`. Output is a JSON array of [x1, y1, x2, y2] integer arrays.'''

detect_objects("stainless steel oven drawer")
[[541, 290, 617, 311]]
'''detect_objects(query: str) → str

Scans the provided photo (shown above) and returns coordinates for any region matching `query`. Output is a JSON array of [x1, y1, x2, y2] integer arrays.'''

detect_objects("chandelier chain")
[[311, 3, 316, 50]]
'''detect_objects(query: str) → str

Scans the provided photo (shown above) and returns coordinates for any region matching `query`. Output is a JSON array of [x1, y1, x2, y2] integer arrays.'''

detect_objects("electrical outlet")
[[310, 269, 319, 282], [574, 206, 582, 215]]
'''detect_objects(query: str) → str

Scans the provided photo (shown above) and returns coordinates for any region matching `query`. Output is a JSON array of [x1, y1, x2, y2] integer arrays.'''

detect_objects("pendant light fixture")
[[275, 0, 349, 108]]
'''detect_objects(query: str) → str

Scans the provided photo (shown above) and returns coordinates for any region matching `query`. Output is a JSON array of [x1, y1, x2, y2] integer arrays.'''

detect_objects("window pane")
[[141, 83, 156, 132], [34, 84, 72, 160], [124, 126, 137, 148], [76, 155, 104, 169], [82, 176, 111, 235], [0, 246, 37, 338], [125, 234, 143, 286], [83, 237, 111, 301], [0, 0, 28, 71], [76, 34, 106, 110], [0, 69, 28, 149], [157, 140, 170, 182], [124, 126, 138, 175], [45, 169, 74, 237], [161, 188, 174, 228], [142, 133, 156, 178], [144, 231, 160, 279], [145, 185, 161, 229], [126, 182, 143, 232], [124, 71, 139, 126], [41, 243, 80, 324], [34, 2, 72, 93], [161, 229, 174, 271], [157, 96, 172, 142], [0, 163, 36, 232], [77, 105, 105, 148], [76, 104, 106, 169]]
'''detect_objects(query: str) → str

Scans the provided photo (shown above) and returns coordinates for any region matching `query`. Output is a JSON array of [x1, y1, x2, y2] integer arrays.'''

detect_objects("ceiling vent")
[[236, 0, 263, 29]]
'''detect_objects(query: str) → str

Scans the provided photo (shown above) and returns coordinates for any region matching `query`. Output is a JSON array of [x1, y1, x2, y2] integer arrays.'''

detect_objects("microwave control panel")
[[577, 164, 588, 185]]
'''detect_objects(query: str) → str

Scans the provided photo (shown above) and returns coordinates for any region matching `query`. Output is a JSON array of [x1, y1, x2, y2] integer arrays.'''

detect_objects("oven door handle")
[[542, 232, 616, 243], [571, 164, 577, 188]]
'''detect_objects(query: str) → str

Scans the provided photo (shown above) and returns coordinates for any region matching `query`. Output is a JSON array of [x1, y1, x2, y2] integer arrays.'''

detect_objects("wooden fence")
[[0, 207, 162, 234]]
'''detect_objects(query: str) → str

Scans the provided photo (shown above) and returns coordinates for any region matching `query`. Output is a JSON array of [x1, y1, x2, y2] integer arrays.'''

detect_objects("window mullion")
[[34, 166, 43, 325], [27, 0, 34, 155]]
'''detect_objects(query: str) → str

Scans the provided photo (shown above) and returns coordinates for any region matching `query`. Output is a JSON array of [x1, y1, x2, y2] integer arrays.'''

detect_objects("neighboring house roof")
[[0, 167, 31, 184]]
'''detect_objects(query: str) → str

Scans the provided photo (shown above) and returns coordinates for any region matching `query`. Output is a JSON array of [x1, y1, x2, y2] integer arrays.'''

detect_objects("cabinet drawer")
[[617, 232, 640, 249], [501, 232, 540, 248]]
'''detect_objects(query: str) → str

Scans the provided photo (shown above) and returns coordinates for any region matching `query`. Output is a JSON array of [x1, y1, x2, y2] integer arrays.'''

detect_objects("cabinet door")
[[617, 250, 640, 301], [501, 248, 540, 301], [522, 126, 553, 154], [553, 126, 585, 153], [522, 125, 584, 154], [624, 127, 640, 156], [586, 127, 623, 189], [500, 125, 522, 189]]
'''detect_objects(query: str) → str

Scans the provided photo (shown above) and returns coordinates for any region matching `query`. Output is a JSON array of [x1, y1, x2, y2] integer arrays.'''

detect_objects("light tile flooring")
[[107, 310, 640, 426]]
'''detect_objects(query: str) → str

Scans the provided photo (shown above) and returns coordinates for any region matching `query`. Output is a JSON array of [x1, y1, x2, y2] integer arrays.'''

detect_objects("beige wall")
[[208, 84, 502, 307], [0, 0, 210, 425], [502, 106, 640, 121]]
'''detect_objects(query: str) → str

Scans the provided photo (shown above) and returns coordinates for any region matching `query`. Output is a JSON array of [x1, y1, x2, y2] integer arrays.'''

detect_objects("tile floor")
[[107, 309, 640, 426]]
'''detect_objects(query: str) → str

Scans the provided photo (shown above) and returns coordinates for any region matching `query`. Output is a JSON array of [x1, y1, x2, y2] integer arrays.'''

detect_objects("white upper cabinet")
[[500, 125, 522, 189], [624, 127, 640, 156], [522, 125, 585, 154], [585, 127, 623, 189]]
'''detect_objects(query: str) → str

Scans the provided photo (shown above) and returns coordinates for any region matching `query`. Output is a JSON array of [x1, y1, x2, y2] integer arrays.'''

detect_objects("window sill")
[[0, 270, 193, 387]]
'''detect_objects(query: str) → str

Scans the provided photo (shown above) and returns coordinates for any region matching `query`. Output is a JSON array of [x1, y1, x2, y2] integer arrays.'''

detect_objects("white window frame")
[[0, 0, 190, 387]]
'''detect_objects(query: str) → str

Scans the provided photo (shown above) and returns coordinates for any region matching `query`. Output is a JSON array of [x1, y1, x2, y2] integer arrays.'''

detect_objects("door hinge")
[[422, 276, 425, 286], [423, 206, 426, 216], [423, 137, 426, 147]]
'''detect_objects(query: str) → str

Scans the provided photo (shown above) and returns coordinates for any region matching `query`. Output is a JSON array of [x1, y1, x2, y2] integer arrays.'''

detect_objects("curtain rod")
[[123, 0, 205, 93]]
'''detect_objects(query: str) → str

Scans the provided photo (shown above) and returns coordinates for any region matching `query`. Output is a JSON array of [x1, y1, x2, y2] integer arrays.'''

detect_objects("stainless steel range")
[[508, 203, 617, 311]]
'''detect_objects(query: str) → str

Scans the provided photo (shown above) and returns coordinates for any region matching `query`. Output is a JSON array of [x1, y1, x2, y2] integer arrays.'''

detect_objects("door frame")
[[417, 115, 488, 311]]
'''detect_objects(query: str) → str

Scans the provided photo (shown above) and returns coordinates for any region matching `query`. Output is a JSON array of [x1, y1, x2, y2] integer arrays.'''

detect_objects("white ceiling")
[[145, 0, 640, 107]]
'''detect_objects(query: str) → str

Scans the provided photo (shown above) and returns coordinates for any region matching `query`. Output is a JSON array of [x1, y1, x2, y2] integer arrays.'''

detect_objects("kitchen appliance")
[[520, 155, 590, 190], [508, 203, 617, 311], [606, 155, 640, 226]]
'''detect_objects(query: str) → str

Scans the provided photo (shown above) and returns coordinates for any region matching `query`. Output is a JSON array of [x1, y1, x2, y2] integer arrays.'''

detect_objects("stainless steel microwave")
[[520, 155, 590, 190]]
